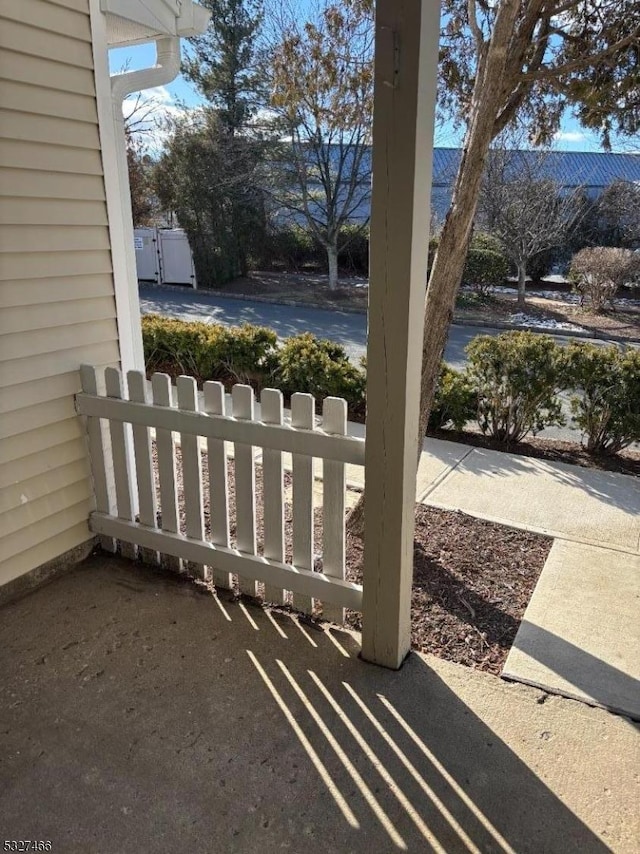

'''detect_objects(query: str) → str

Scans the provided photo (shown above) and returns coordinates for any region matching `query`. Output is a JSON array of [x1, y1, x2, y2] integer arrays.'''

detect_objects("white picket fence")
[[76, 365, 365, 621]]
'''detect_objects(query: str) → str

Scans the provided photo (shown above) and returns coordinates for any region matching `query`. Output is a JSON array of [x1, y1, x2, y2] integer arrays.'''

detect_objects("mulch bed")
[[147, 444, 551, 675], [343, 507, 551, 675], [456, 290, 640, 341]]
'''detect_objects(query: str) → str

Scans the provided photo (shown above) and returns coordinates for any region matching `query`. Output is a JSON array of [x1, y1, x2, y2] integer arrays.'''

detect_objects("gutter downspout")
[[109, 37, 181, 374], [111, 37, 181, 103]]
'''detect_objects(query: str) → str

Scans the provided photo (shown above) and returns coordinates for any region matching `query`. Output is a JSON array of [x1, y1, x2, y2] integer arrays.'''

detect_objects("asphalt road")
[[138, 283, 607, 443], [141, 283, 509, 369]]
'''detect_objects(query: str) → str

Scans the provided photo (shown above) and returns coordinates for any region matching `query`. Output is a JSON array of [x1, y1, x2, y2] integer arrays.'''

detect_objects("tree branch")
[[524, 27, 640, 83]]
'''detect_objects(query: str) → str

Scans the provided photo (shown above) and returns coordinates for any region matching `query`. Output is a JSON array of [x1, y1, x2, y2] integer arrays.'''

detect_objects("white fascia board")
[[178, 4, 210, 37], [102, 0, 209, 46], [102, 0, 178, 36]]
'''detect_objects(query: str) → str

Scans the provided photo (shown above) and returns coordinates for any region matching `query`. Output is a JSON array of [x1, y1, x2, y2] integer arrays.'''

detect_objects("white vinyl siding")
[[0, 0, 121, 587]]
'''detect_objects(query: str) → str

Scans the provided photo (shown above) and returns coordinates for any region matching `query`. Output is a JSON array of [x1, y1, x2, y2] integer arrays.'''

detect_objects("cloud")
[[553, 131, 587, 143], [122, 88, 187, 153]]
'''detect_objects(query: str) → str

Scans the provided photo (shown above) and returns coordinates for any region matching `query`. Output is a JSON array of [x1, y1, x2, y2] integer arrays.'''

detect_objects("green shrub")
[[217, 324, 278, 388], [466, 331, 565, 443], [428, 232, 509, 294], [470, 231, 502, 253], [141, 315, 277, 388], [276, 333, 366, 415], [142, 318, 367, 416], [142, 314, 226, 382], [563, 343, 640, 455], [462, 248, 509, 295], [261, 224, 370, 276], [338, 224, 369, 276], [429, 365, 477, 431], [262, 226, 324, 271], [527, 247, 560, 282]]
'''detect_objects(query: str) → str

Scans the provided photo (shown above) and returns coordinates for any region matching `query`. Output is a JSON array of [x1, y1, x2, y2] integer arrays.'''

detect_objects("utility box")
[[133, 227, 161, 282], [157, 229, 197, 288], [133, 227, 197, 288]]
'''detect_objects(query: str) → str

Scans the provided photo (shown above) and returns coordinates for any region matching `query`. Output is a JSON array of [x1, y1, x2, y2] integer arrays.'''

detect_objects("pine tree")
[[159, 0, 270, 286]]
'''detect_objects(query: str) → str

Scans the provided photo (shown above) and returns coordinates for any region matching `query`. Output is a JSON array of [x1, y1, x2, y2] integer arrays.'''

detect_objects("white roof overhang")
[[101, 0, 210, 47]]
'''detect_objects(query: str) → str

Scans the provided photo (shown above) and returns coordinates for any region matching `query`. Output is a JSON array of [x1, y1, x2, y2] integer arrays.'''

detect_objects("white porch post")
[[361, 0, 440, 669]]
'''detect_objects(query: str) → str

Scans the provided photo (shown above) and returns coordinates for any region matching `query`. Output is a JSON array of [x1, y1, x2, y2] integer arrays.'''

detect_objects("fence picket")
[[79, 364, 115, 553], [127, 370, 158, 565], [233, 385, 258, 598], [291, 393, 315, 615], [151, 373, 181, 572], [177, 375, 206, 580], [322, 397, 348, 624], [79, 372, 366, 614], [203, 381, 232, 590], [261, 389, 286, 606], [104, 367, 136, 560]]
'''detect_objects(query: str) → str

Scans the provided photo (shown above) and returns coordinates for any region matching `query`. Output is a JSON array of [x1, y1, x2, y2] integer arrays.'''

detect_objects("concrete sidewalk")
[[402, 438, 639, 720], [503, 541, 640, 718], [328, 431, 639, 555], [1, 556, 638, 853], [416, 439, 639, 554], [334, 433, 640, 718]]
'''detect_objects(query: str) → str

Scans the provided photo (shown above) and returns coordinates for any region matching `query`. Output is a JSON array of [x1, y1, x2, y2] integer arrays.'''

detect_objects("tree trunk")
[[517, 263, 527, 309], [327, 242, 339, 290], [346, 0, 521, 539]]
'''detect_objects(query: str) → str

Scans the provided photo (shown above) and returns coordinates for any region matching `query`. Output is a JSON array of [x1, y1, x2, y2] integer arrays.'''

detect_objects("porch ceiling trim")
[[101, 0, 210, 47]]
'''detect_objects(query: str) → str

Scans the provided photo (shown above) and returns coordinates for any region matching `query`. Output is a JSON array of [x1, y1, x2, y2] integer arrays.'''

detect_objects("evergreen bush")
[[466, 331, 565, 443]]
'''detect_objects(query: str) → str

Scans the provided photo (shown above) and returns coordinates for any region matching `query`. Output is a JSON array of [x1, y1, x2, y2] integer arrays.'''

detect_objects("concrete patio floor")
[[1, 555, 638, 853]]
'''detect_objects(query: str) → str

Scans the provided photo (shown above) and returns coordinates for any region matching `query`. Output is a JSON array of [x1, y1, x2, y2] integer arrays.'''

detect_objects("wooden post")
[[361, 0, 439, 669]]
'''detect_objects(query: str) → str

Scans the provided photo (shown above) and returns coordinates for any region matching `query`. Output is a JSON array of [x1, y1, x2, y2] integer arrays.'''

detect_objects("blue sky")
[[109, 40, 624, 154]]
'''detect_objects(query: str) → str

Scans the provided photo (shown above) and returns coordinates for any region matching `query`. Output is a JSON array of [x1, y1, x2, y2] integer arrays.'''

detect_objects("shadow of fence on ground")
[[0, 556, 613, 853]]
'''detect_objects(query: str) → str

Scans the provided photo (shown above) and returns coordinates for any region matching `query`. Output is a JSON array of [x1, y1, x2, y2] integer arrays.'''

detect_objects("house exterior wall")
[[0, 0, 121, 587]]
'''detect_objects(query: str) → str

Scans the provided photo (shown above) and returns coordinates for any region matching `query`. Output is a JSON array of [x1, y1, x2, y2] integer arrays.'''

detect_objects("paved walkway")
[[413, 438, 640, 719], [1, 556, 637, 853], [318, 431, 640, 719], [416, 439, 639, 554]]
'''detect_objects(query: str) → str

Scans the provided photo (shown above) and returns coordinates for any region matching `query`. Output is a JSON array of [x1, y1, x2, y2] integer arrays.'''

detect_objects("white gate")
[[134, 228, 197, 288], [157, 229, 197, 288], [133, 227, 160, 282], [77, 366, 364, 620]]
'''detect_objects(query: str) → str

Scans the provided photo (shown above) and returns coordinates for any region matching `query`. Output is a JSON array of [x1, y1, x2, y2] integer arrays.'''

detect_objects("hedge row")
[[142, 315, 366, 419], [434, 332, 640, 455], [142, 317, 639, 457], [257, 224, 369, 276], [259, 226, 510, 286]]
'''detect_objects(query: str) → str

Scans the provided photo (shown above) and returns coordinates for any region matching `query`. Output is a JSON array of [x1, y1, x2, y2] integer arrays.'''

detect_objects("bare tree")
[[479, 146, 583, 307], [268, 0, 374, 289], [347, 0, 639, 536], [120, 64, 167, 227], [570, 247, 640, 311]]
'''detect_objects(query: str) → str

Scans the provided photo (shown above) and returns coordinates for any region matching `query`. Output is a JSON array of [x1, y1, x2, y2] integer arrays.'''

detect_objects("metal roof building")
[[430, 148, 640, 222], [275, 147, 640, 226]]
